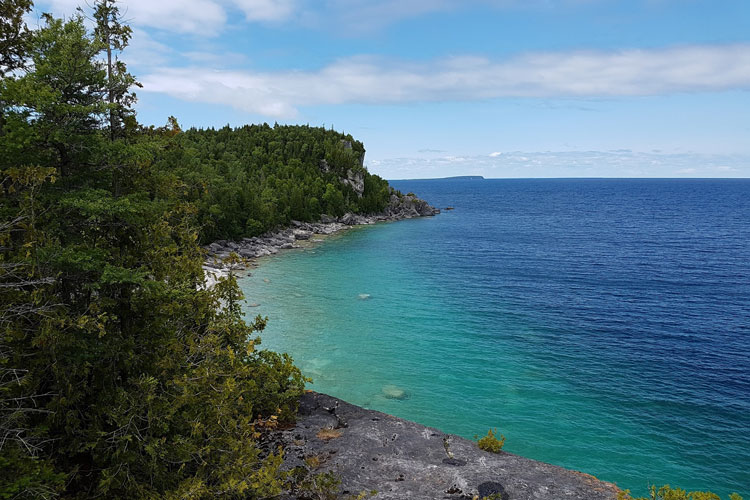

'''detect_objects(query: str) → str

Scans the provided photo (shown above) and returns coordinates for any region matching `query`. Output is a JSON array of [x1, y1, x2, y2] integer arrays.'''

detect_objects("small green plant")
[[475, 428, 506, 453], [346, 490, 378, 499], [285, 468, 341, 500], [617, 485, 743, 500]]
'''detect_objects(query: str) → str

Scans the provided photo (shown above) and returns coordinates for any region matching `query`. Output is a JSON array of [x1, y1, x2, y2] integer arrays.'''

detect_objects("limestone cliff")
[[342, 169, 366, 197]]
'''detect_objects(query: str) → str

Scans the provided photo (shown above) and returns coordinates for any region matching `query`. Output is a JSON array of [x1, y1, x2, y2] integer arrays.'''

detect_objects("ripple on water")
[[242, 179, 750, 498]]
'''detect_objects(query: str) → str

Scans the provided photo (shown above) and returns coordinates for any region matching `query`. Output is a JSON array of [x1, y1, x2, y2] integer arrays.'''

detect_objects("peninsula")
[[399, 175, 485, 181]]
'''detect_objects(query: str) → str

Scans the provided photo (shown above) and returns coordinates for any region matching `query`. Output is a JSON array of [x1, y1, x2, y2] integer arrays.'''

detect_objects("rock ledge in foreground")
[[277, 392, 620, 500]]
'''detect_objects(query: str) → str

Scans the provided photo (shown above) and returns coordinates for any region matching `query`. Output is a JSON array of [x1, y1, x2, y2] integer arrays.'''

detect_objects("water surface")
[[241, 179, 750, 497]]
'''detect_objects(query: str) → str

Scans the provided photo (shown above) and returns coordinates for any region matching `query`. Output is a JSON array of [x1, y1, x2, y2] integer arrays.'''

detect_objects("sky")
[[30, 0, 750, 179]]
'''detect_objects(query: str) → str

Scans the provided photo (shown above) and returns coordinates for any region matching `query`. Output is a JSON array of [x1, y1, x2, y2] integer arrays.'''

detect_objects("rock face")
[[342, 169, 366, 197], [278, 392, 621, 500], [385, 192, 441, 218]]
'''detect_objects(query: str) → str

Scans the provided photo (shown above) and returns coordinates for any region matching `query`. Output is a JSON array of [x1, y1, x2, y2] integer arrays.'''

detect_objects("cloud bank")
[[39, 0, 297, 35], [139, 44, 750, 118], [36, 0, 600, 35], [370, 150, 750, 180]]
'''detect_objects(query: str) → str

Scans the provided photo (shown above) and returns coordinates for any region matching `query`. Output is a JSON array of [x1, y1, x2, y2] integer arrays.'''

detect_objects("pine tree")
[[1, 10, 304, 499], [0, 0, 32, 77]]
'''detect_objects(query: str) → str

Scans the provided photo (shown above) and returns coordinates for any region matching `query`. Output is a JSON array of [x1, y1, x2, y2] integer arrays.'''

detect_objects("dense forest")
[[0, 0, 367, 497], [170, 124, 392, 243]]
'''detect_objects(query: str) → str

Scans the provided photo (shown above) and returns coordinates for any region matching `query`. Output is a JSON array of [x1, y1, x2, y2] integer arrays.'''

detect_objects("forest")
[[0, 0, 386, 497], [171, 124, 392, 243]]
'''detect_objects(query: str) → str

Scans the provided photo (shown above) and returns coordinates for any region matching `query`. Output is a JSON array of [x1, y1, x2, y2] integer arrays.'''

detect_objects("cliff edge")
[[277, 392, 621, 500]]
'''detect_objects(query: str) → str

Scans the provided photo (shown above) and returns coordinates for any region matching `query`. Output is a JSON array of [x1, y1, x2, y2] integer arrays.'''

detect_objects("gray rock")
[[340, 213, 358, 225], [278, 393, 620, 500], [202, 191, 440, 277], [293, 229, 312, 240], [342, 169, 365, 197]]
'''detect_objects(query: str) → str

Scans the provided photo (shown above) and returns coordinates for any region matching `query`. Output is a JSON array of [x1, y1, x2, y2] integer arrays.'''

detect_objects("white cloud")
[[40, 0, 227, 35], [489, 152, 502, 157], [123, 28, 174, 68], [28, 0, 631, 37], [37, 0, 299, 35], [140, 44, 750, 118]]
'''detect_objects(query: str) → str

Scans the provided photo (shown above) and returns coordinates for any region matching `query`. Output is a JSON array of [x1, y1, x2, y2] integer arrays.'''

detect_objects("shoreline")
[[275, 392, 621, 499], [204, 205, 618, 499], [202, 193, 440, 287]]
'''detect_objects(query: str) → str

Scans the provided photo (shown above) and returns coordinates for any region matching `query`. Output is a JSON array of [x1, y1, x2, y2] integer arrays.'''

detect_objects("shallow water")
[[240, 179, 750, 497]]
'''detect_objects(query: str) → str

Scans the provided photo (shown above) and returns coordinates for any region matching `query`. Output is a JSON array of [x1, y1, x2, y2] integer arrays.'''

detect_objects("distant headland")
[[396, 175, 485, 181]]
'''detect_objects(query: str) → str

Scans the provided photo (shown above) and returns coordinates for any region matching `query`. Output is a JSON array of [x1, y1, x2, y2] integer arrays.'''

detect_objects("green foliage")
[[1, 7, 305, 499], [476, 428, 506, 453], [155, 123, 391, 242], [0, 0, 33, 76], [617, 485, 743, 500], [285, 469, 341, 500]]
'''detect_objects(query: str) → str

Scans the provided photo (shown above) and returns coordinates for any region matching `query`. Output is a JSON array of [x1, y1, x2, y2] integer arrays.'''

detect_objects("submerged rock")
[[358, 293, 371, 300], [382, 384, 409, 400]]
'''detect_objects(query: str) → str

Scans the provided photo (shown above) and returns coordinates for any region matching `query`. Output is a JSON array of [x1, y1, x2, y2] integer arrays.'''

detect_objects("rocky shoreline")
[[202, 195, 622, 499], [203, 193, 439, 284], [274, 392, 621, 500]]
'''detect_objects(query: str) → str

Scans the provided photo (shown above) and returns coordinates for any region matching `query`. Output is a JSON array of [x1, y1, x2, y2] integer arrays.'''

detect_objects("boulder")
[[293, 229, 312, 240], [339, 213, 357, 225], [208, 242, 224, 253]]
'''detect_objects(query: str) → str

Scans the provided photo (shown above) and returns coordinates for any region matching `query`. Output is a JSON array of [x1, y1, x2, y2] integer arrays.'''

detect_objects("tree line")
[[169, 123, 392, 243], [0, 1, 360, 497]]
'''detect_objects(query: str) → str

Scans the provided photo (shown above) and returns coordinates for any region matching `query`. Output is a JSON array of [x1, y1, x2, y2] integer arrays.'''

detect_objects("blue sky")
[[31, 0, 750, 179]]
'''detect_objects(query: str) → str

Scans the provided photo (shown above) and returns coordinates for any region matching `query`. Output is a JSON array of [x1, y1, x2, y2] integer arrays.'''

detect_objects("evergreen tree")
[[1, 9, 304, 499], [0, 0, 32, 77], [91, 0, 138, 140]]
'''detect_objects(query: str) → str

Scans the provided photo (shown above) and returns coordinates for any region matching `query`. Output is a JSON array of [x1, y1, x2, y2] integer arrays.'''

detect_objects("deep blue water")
[[241, 179, 750, 497]]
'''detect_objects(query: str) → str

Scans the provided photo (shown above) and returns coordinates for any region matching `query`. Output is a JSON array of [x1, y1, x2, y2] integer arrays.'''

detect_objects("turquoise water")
[[240, 179, 750, 497]]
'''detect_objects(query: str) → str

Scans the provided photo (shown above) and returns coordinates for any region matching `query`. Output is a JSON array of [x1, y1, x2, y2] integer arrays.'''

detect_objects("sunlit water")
[[240, 179, 750, 497]]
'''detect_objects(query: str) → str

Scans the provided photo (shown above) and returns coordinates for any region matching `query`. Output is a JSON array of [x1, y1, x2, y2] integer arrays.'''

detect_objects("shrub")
[[476, 428, 506, 453], [617, 485, 743, 500]]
